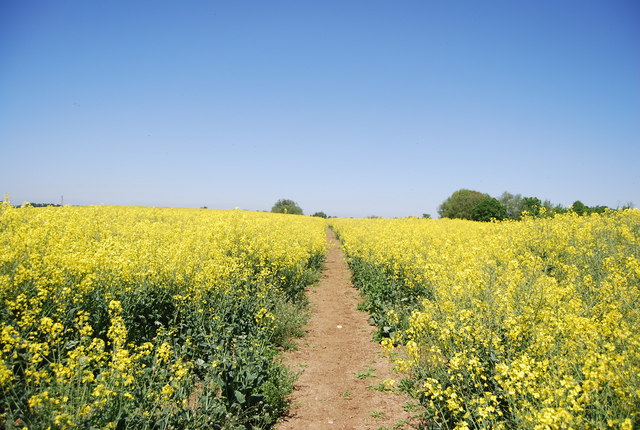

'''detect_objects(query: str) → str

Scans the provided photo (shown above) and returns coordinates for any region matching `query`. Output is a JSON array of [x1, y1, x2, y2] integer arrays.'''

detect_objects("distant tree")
[[422, 213, 432, 219], [499, 192, 524, 219], [571, 200, 588, 215], [471, 197, 507, 222], [520, 197, 542, 217], [552, 203, 568, 214], [438, 189, 488, 219], [539, 199, 567, 215], [589, 205, 608, 214], [311, 211, 327, 218], [568, 201, 608, 216], [22, 202, 61, 208], [271, 199, 303, 215]]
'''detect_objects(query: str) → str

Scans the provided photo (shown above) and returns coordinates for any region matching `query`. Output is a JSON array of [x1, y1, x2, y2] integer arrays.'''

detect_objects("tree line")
[[438, 189, 632, 222], [271, 198, 328, 218], [16, 197, 626, 222]]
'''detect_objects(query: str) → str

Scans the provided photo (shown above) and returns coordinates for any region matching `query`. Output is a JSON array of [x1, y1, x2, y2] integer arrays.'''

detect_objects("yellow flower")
[[331, 211, 640, 428], [382, 378, 396, 390], [621, 418, 633, 430], [156, 342, 172, 363], [160, 383, 175, 400], [0, 360, 13, 386], [54, 413, 72, 429]]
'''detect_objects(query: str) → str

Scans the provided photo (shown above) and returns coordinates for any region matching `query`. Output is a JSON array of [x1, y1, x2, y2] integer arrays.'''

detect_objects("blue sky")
[[1, 1, 638, 218]]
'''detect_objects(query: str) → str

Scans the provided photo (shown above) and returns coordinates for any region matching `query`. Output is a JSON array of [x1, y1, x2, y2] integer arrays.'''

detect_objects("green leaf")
[[234, 390, 246, 404]]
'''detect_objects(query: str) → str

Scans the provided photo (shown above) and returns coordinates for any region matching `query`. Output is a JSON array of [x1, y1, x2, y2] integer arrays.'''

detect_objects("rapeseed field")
[[332, 210, 639, 429], [0, 204, 326, 429], [3, 202, 638, 429]]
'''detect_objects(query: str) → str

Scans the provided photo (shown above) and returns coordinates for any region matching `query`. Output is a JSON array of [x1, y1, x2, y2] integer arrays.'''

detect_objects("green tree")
[[271, 199, 303, 215], [471, 197, 507, 222], [571, 200, 588, 215], [570, 201, 607, 215], [438, 189, 488, 219], [311, 211, 327, 218], [541, 199, 567, 215], [552, 203, 568, 214], [498, 192, 523, 219], [521, 197, 542, 217], [590, 205, 608, 214]]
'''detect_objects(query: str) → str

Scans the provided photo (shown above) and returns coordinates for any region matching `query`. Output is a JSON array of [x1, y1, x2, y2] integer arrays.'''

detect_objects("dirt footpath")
[[277, 229, 419, 430]]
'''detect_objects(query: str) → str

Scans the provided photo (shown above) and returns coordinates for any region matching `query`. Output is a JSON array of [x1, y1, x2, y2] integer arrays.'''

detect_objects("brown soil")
[[277, 229, 421, 430]]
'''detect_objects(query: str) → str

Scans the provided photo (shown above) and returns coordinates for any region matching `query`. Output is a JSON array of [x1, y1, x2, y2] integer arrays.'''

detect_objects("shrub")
[[271, 199, 303, 215]]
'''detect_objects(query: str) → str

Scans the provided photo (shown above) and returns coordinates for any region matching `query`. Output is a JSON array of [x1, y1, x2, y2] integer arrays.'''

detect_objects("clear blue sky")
[[1, 1, 638, 218]]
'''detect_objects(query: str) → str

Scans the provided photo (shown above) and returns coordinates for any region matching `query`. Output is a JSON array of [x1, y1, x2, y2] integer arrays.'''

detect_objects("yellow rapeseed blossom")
[[0, 204, 327, 428], [332, 210, 640, 429]]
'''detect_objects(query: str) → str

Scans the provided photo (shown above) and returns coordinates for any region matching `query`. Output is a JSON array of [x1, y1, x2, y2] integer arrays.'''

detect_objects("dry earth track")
[[277, 229, 420, 430]]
